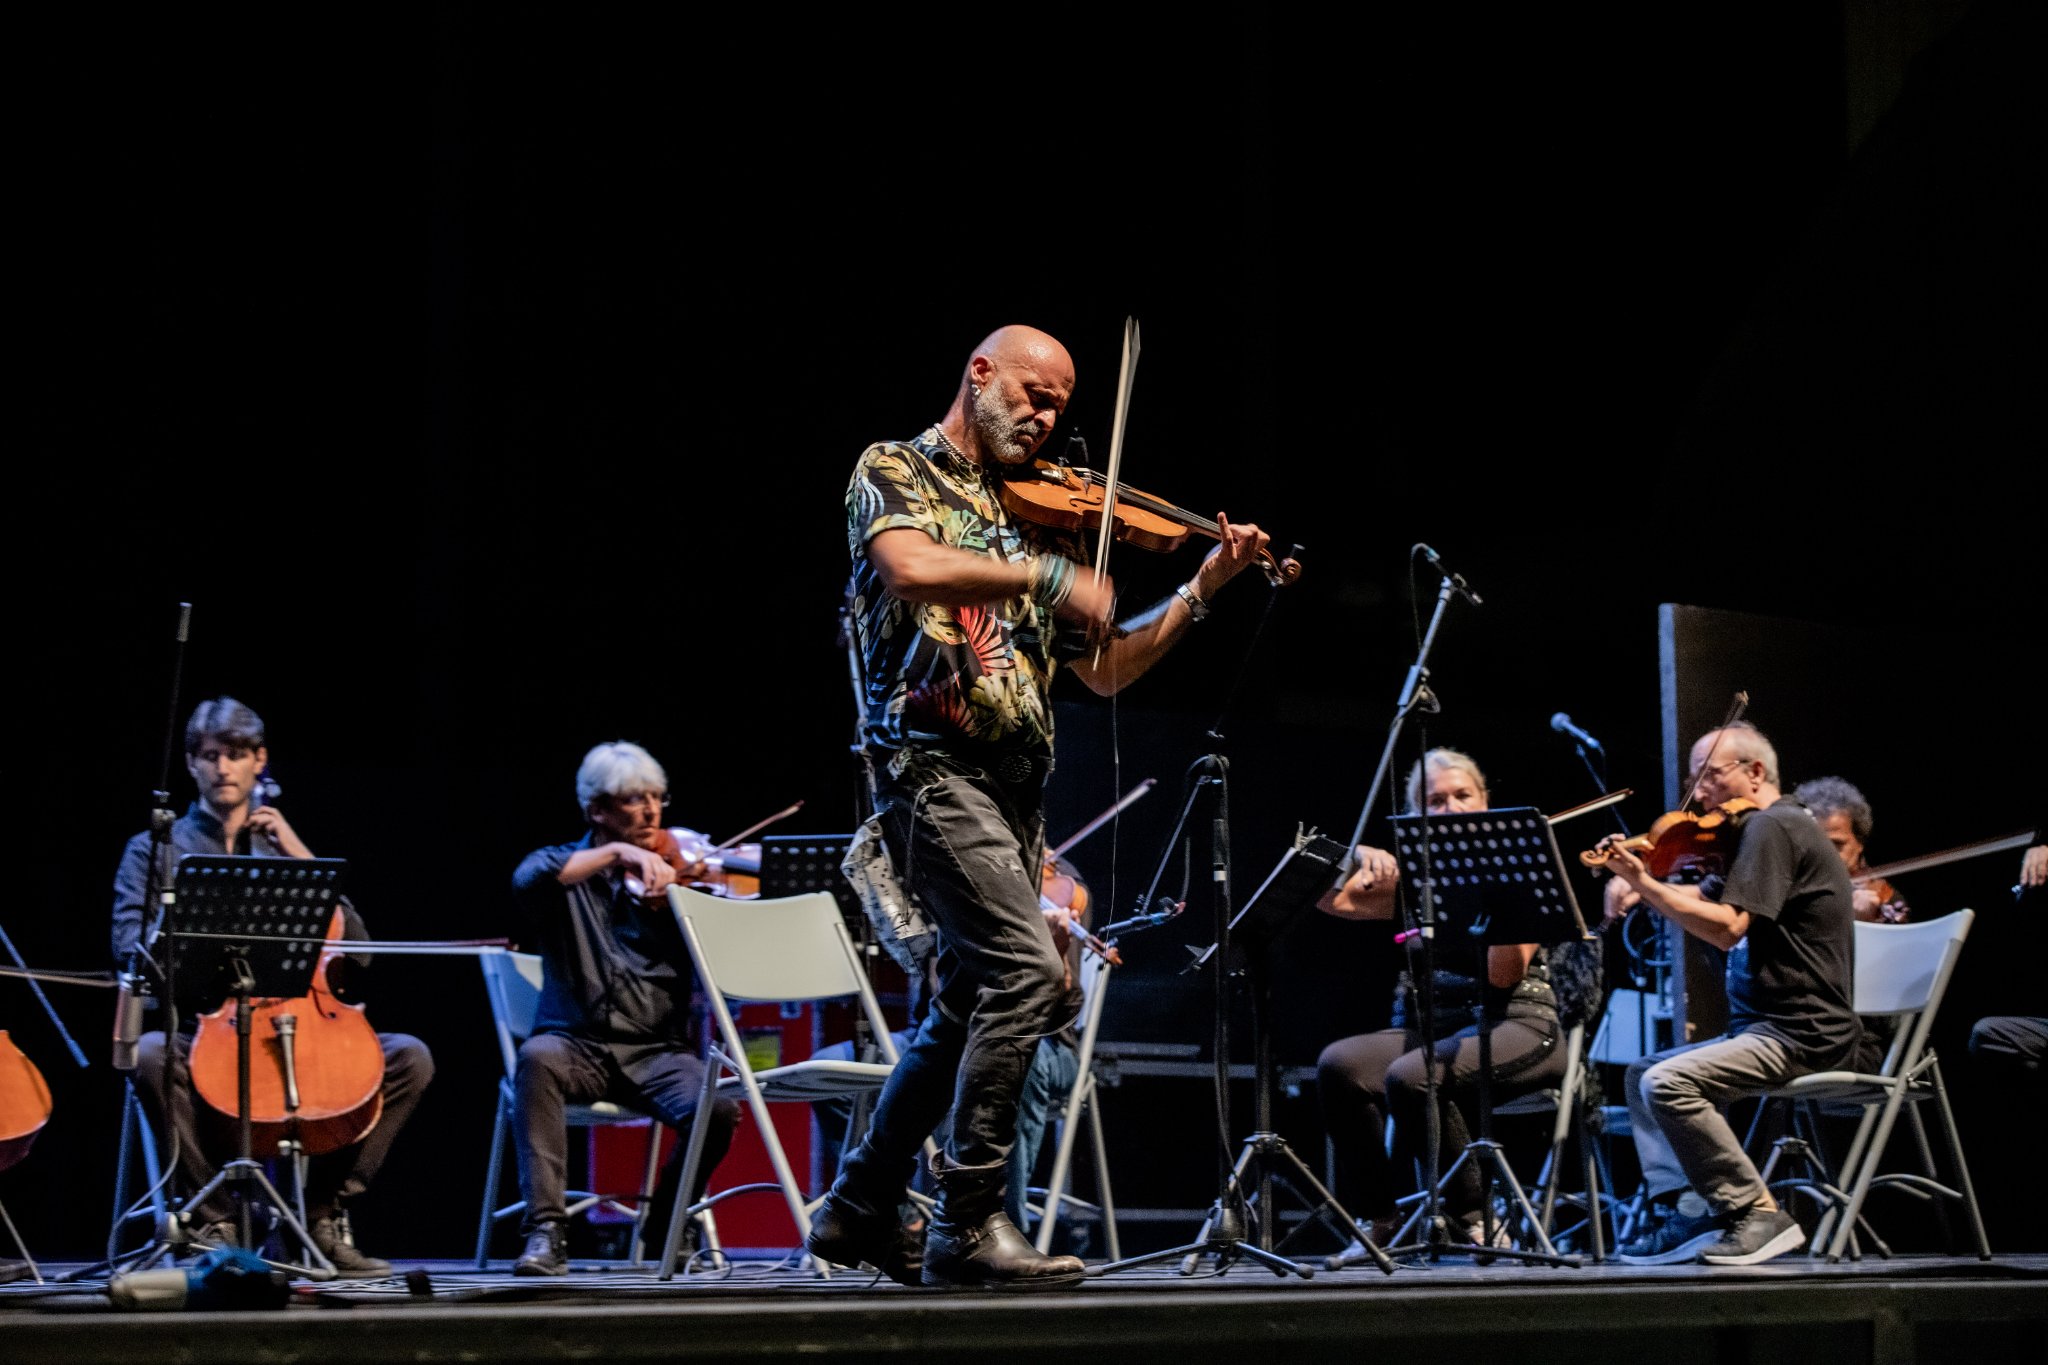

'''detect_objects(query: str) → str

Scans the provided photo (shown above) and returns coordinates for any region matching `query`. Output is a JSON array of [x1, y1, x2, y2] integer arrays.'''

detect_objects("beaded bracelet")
[[1030, 553, 1077, 611]]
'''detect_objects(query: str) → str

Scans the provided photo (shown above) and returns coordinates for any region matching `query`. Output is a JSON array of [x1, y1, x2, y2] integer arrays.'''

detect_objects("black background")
[[9, 3, 2042, 1259]]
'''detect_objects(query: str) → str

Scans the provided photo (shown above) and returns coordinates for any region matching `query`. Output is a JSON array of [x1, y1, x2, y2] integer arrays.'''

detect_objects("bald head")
[[966, 325, 1075, 388], [947, 324, 1075, 466]]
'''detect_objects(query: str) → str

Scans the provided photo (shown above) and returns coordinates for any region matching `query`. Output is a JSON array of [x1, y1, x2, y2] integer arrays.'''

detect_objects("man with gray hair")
[[1600, 721, 1859, 1266], [506, 741, 740, 1276]]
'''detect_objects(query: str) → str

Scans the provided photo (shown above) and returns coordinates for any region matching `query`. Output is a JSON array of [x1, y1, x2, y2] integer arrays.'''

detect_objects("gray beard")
[[971, 384, 1039, 465]]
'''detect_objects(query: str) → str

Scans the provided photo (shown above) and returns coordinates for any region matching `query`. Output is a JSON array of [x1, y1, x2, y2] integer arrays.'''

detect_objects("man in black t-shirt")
[[1599, 722, 1858, 1267]]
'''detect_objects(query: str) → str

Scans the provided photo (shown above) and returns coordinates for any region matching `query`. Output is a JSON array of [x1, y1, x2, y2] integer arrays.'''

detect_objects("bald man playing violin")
[[820, 324, 1270, 1288], [1598, 722, 1859, 1267]]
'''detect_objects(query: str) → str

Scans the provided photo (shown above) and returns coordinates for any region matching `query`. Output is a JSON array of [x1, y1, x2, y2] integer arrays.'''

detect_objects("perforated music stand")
[[759, 834, 862, 925], [758, 833, 888, 1149], [1379, 806, 1590, 1267], [163, 854, 349, 1277]]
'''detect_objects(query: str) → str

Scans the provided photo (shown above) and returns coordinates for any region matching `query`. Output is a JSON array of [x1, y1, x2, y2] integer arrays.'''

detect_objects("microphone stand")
[[65, 603, 199, 1283], [1324, 553, 1476, 1267], [1563, 736, 1628, 840], [1086, 565, 1393, 1280], [1338, 560, 1473, 867]]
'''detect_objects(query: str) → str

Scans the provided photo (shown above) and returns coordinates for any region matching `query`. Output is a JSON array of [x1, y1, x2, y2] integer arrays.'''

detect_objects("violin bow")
[[1850, 829, 2035, 885], [0, 919, 91, 1068], [1089, 316, 1141, 668], [1048, 778, 1157, 860], [1676, 689, 1750, 813], [714, 800, 805, 851]]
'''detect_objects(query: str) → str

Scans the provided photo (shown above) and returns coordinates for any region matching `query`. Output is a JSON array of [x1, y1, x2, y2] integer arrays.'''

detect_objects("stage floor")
[[3, 1250, 2043, 1364]]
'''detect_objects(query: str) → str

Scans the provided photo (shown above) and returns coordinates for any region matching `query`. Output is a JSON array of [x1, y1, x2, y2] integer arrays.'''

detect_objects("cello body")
[[0, 1030, 52, 1174], [188, 906, 385, 1155]]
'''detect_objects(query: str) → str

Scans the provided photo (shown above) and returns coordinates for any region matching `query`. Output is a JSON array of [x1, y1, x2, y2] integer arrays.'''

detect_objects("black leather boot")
[[921, 1154, 1084, 1288], [806, 1188, 923, 1286]]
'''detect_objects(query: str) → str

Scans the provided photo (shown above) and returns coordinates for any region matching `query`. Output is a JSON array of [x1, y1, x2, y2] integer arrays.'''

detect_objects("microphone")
[[111, 966, 147, 1071], [1099, 897, 1184, 938], [1418, 544, 1482, 605], [1550, 712, 1604, 753]]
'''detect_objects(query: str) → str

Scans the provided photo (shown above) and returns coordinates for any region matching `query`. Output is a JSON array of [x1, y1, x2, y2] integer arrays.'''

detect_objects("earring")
[[970, 383, 981, 397]]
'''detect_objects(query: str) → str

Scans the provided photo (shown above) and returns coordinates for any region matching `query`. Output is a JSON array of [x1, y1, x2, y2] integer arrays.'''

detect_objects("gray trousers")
[[835, 748, 1069, 1210], [1626, 1030, 1809, 1216]]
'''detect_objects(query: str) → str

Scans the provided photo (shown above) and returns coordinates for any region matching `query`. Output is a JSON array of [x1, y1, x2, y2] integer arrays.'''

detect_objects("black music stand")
[[759, 833, 891, 1152], [1091, 827, 1397, 1280], [759, 834, 866, 926], [1377, 806, 1590, 1268], [164, 854, 349, 1278]]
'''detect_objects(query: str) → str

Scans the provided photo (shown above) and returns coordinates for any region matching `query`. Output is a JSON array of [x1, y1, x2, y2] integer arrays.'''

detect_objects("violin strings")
[[1076, 471, 1221, 534]]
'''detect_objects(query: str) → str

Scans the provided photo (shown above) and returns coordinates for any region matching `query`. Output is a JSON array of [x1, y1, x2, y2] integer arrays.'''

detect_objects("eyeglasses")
[[607, 791, 671, 811], [1687, 757, 1749, 786]]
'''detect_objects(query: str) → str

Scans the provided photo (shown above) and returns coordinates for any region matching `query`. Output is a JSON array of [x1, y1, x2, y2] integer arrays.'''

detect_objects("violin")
[[997, 458, 1303, 588], [187, 904, 386, 1156], [1856, 872, 1906, 923], [1580, 798, 1761, 883], [623, 802, 805, 903], [1038, 853, 1121, 968], [0, 1030, 53, 1175], [623, 827, 763, 901]]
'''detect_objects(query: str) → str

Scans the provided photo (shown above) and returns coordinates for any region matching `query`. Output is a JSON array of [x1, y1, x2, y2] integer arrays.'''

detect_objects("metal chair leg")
[[475, 1090, 510, 1269], [627, 1120, 664, 1266]]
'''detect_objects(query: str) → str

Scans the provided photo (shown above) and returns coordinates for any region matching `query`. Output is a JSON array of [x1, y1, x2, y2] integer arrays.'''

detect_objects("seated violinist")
[[111, 697, 434, 1276], [1314, 748, 1572, 1253], [1601, 722, 1858, 1267], [1793, 775, 1910, 922], [505, 741, 740, 1276]]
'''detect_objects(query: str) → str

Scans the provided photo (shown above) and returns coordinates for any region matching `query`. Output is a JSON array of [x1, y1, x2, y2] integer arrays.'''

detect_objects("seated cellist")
[[111, 696, 433, 1276]]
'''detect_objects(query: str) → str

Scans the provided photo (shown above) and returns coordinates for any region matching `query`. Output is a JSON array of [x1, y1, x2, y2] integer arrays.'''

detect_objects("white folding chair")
[[1028, 944, 1119, 1259], [1751, 910, 1990, 1262], [659, 886, 901, 1279], [472, 950, 672, 1269]]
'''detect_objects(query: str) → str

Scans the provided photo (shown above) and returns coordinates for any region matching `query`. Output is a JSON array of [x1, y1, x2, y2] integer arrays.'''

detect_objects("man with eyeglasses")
[[1597, 722, 1858, 1267], [504, 740, 741, 1276], [111, 696, 435, 1276]]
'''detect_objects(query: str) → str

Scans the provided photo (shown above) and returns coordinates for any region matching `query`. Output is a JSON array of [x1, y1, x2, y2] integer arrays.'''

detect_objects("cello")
[[186, 903, 387, 1156], [0, 1031, 52, 1176]]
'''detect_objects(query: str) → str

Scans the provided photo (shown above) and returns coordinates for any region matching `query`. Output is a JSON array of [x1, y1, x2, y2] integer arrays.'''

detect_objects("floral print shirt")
[[846, 428, 1083, 761]]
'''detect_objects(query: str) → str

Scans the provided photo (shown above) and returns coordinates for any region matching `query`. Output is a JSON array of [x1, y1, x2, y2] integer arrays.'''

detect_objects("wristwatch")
[[1175, 582, 1211, 621]]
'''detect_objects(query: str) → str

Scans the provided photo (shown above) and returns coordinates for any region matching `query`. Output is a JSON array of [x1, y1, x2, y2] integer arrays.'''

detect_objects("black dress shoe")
[[513, 1222, 568, 1277], [310, 1210, 393, 1277], [805, 1191, 923, 1286]]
